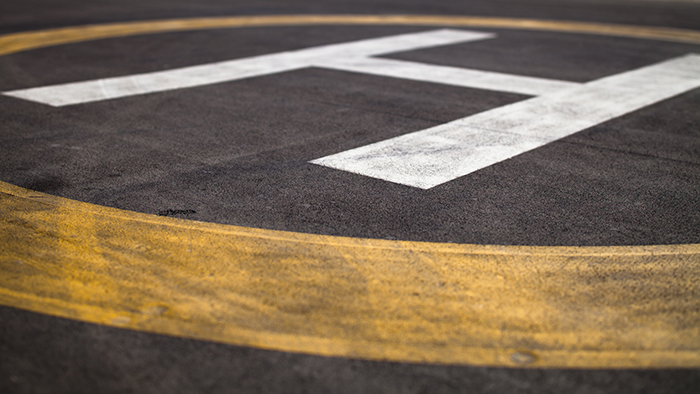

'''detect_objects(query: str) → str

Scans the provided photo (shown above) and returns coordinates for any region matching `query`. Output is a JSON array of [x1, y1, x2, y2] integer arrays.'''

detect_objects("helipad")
[[1, 10, 699, 391]]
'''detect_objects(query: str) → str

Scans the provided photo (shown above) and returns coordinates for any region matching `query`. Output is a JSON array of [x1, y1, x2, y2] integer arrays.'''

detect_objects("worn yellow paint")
[[1, 14, 700, 57], [1, 15, 700, 368], [1, 181, 699, 368]]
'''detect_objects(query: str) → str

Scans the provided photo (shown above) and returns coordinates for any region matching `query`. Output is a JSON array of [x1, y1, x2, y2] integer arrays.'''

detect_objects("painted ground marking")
[[313, 54, 700, 188], [1, 15, 699, 368], [1, 29, 578, 105], [3, 30, 498, 105], [5, 28, 699, 189]]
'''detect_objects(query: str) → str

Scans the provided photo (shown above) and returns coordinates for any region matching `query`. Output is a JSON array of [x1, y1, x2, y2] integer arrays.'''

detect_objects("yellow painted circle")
[[2, 15, 700, 56], [1, 15, 699, 368]]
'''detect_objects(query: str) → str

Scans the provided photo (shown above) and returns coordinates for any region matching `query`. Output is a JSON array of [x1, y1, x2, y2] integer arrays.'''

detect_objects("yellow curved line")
[[1, 16, 700, 368], [1, 15, 700, 57], [1, 181, 699, 368]]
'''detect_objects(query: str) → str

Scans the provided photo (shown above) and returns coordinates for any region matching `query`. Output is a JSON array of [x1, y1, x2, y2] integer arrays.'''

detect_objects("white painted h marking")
[[4, 30, 700, 189], [313, 53, 700, 188]]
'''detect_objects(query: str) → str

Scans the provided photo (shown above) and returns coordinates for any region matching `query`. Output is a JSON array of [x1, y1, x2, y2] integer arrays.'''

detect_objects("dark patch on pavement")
[[158, 209, 197, 217], [20, 176, 70, 193]]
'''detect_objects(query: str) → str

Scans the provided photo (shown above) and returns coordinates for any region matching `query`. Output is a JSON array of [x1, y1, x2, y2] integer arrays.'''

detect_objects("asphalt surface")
[[1, 0, 700, 393]]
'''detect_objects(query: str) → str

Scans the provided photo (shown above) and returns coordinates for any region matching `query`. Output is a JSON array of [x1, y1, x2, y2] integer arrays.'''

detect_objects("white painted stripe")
[[311, 54, 700, 189], [2, 29, 495, 107], [319, 57, 580, 96], [299, 29, 495, 59], [4, 53, 309, 107]]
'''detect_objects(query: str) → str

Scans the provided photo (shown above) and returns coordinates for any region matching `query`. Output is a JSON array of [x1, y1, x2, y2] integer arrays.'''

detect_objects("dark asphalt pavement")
[[1, 1, 699, 393]]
